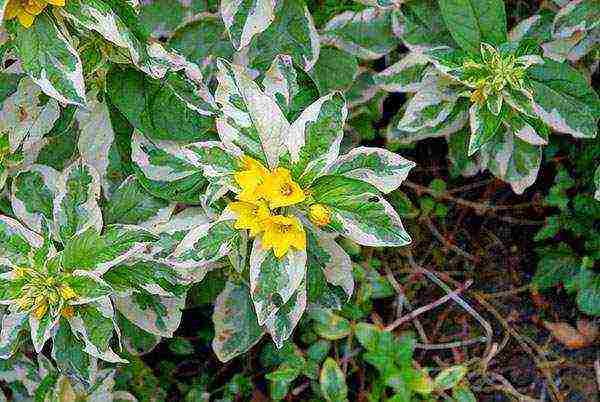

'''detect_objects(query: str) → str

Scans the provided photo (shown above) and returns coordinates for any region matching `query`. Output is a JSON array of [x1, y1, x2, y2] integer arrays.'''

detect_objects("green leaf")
[[321, 7, 397, 60], [453, 383, 477, 402], [533, 243, 580, 290], [131, 131, 207, 203], [212, 281, 264, 362], [576, 274, 600, 316], [29, 307, 60, 353], [310, 175, 412, 247], [398, 0, 456, 51], [595, 166, 600, 201], [6, 14, 86, 106], [433, 366, 468, 390], [104, 176, 172, 226], [308, 47, 358, 95], [54, 160, 103, 244], [63, 272, 113, 303], [250, 238, 307, 325], [438, 0, 507, 55], [528, 58, 600, 139], [320, 358, 348, 402], [328, 147, 415, 194], [215, 59, 290, 169], [286, 92, 347, 187], [221, 0, 276, 50], [311, 308, 352, 340], [247, 0, 320, 72]]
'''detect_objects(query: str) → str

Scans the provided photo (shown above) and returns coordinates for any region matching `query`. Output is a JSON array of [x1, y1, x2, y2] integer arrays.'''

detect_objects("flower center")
[[280, 183, 293, 196], [279, 224, 292, 234]]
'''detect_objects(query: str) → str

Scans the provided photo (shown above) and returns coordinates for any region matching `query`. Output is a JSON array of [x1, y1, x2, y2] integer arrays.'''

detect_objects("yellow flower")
[[308, 204, 331, 226], [262, 215, 306, 258], [260, 167, 306, 209], [4, 0, 65, 28], [229, 201, 271, 237], [234, 156, 270, 203], [61, 305, 75, 318]]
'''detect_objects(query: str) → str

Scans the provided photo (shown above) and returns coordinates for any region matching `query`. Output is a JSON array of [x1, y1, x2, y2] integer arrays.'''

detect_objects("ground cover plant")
[[0, 0, 599, 400]]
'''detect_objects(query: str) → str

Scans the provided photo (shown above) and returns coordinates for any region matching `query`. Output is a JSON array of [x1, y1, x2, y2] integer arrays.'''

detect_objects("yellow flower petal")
[[308, 204, 331, 226], [17, 10, 35, 28], [235, 156, 270, 204], [261, 215, 306, 258], [59, 285, 77, 301], [46, 0, 66, 6], [260, 168, 306, 209], [229, 201, 270, 237]]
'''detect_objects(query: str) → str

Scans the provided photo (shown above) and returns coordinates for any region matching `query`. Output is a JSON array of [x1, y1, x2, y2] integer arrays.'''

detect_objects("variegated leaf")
[[354, 0, 402, 7], [76, 94, 115, 196], [168, 13, 235, 81], [172, 210, 239, 267], [264, 278, 306, 348], [63, 271, 114, 304], [247, 0, 320, 71], [131, 131, 207, 203], [397, 75, 461, 133], [552, 0, 599, 39], [221, 0, 277, 50], [215, 59, 290, 169], [394, 0, 456, 51], [212, 281, 264, 362], [0, 215, 44, 265], [52, 319, 95, 384], [29, 308, 59, 353], [7, 14, 86, 106], [328, 147, 415, 194], [11, 165, 59, 235], [310, 175, 411, 247], [479, 126, 542, 194], [321, 8, 397, 60], [309, 47, 359, 95], [0, 312, 28, 359], [528, 58, 600, 138], [286, 92, 347, 187], [0, 78, 59, 153], [468, 102, 505, 156], [249, 237, 307, 325], [61, 225, 157, 275], [508, 12, 554, 44], [262, 54, 300, 114], [595, 166, 600, 201], [104, 176, 174, 228], [374, 52, 430, 93], [53, 160, 103, 243], [67, 300, 126, 363], [184, 141, 240, 179], [307, 229, 354, 300], [113, 292, 185, 338]]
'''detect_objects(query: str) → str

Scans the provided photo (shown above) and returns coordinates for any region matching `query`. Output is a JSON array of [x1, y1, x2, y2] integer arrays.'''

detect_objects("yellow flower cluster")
[[229, 156, 331, 258], [4, 0, 65, 28], [14, 268, 76, 319]]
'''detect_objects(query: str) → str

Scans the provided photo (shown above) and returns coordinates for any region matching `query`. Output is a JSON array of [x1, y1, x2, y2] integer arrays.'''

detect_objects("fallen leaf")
[[543, 320, 598, 349]]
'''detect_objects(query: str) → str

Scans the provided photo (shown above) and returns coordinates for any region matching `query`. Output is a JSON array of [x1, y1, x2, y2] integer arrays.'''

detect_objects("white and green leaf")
[[221, 0, 277, 50]]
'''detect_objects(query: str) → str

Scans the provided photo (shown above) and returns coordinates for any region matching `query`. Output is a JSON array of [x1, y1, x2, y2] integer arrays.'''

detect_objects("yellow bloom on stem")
[[229, 201, 271, 237], [4, 0, 65, 28], [262, 215, 306, 258], [234, 156, 270, 203], [32, 299, 48, 320], [308, 204, 331, 226], [59, 285, 76, 301], [260, 167, 306, 209]]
